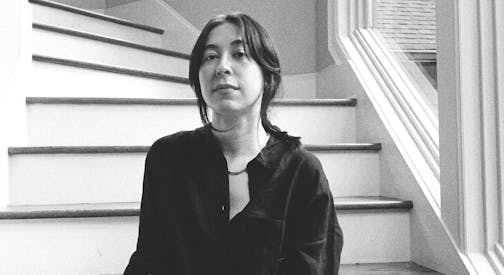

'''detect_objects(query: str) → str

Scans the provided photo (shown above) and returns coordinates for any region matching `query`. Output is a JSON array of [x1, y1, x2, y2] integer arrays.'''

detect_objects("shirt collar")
[[195, 124, 288, 171], [255, 135, 286, 170]]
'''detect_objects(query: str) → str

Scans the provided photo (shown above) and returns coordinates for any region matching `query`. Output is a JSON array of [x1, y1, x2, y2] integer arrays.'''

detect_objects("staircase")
[[0, 0, 442, 274]]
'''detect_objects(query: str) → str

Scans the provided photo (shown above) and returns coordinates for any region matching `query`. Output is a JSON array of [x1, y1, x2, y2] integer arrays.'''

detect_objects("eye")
[[233, 51, 247, 59], [203, 53, 218, 62]]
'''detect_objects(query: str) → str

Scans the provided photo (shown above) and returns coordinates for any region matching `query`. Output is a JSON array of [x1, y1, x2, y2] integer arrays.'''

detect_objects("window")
[[372, 0, 438, 115]]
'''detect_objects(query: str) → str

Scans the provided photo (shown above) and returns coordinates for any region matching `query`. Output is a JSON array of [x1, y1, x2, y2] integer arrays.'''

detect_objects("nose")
[[215, 54, 232, 77]]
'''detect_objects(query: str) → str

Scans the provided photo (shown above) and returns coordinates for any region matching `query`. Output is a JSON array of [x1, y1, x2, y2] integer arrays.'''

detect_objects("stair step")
[[32, 23, 189, 58], [28, 55, 342, 100], [26, 97, 357, 106], [26, 97, 357, 145], [0, 196, 408, 220], [0, 202, 139, 220], [335, 198, 412, 264], [8, 144, 380, 155], [30, 0, 164, 34], [7, 144, 381, 205], [338, 209, 410, 264], [28, 58, 194, 98], [32, 23, 189, 77], [0, 197, 412, 272], [0, 215, 137, 274], [31, 0, 163, 47], [33, 55, 188, 83], [340, 262, 443, 275], [333, 196, 412, 210]]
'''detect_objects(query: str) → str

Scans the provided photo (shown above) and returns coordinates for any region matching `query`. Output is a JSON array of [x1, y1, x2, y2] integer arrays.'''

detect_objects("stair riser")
[[32, 4, 162, 47], [338, 210, 411, 263], [0, 211, 409, 274], [32, 28, 188, 78], [29, 62, 195, 98], [0, 216, 137, 274], [318, 151, 380, 197], [8, 151, 379, 205], [270, 106, 356, 144], [9, 152, 144, 205], [26, 104, 356, 145]]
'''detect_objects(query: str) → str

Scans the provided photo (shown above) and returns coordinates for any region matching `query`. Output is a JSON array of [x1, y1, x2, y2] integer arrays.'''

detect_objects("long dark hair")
[[188, 13, 300, 148]]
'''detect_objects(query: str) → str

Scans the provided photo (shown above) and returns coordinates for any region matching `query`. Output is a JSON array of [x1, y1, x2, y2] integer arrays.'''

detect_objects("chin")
[[212, 103, 242, 114], [210, 101, 251, 116]]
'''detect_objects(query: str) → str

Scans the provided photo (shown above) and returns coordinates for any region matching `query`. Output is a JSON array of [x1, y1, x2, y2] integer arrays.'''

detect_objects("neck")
[[211, 114, 269, 158]]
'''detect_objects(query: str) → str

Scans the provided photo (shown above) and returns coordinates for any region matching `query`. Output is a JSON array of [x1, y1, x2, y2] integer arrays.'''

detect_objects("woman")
[[125, 13, 343, 275]]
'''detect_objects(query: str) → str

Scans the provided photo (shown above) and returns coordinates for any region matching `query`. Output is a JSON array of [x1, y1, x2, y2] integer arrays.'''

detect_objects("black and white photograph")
[[0, 0, 502, 274]]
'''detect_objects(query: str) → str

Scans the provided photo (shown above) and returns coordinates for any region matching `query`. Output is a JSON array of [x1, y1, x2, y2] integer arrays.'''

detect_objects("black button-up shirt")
[[124, 124, 343, 275]]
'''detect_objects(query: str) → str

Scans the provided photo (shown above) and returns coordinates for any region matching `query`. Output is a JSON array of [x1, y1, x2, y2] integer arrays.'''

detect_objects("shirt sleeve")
[[124, 141, 181, 274], [279, 152, 344, 275]]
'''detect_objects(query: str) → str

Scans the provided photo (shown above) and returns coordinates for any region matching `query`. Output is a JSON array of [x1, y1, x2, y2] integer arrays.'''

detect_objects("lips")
[[213, 83, 239, 92]]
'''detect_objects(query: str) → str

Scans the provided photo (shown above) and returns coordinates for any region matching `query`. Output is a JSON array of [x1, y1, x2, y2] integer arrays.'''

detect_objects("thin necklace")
[[224, 123, 268, 176], [227, 131, 269, 176], [214, 122, 244, 175], [210, 123, 234, 133], [227, 167, 248, 176]]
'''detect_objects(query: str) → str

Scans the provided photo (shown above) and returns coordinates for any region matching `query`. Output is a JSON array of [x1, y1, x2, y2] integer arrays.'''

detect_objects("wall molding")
[[437, 0, 504, 273]]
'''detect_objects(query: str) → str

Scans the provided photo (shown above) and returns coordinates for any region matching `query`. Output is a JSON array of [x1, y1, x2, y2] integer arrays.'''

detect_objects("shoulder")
[[284, 145, 324, 173], [147, 126, 208, 160], [283, 145, 331, 195], [149, 130, 192, 151]]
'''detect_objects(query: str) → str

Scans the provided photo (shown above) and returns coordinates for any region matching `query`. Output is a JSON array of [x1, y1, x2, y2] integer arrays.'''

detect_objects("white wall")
[[105, 0, 198, 55], [281, 73, 316, 99], [51, 0, 106, 13], [106, 0, 137, 8], [0, 1, 20, 95], [47, 0, 141, 14], [316, 0, 336, 71], [161, 0, 317, 76], [0, 0, 22, 206]]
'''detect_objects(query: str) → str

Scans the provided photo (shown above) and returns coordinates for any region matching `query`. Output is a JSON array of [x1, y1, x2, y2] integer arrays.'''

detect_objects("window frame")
[[331, 0, 504, 272]]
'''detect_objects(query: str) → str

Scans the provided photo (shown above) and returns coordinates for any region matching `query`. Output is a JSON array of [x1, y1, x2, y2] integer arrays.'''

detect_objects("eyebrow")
[[204, 39, 245, 51]]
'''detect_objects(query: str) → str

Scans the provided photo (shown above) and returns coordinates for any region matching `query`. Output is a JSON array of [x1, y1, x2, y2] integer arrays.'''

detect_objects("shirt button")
[[221, 205, 225, 212]]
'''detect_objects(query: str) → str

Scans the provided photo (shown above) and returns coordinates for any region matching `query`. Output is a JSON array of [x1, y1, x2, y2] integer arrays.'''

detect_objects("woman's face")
[[198, 22, 264, 118]]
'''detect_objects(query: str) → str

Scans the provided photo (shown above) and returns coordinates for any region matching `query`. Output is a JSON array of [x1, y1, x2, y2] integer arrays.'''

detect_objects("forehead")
[[205, 22, 244, 47]]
